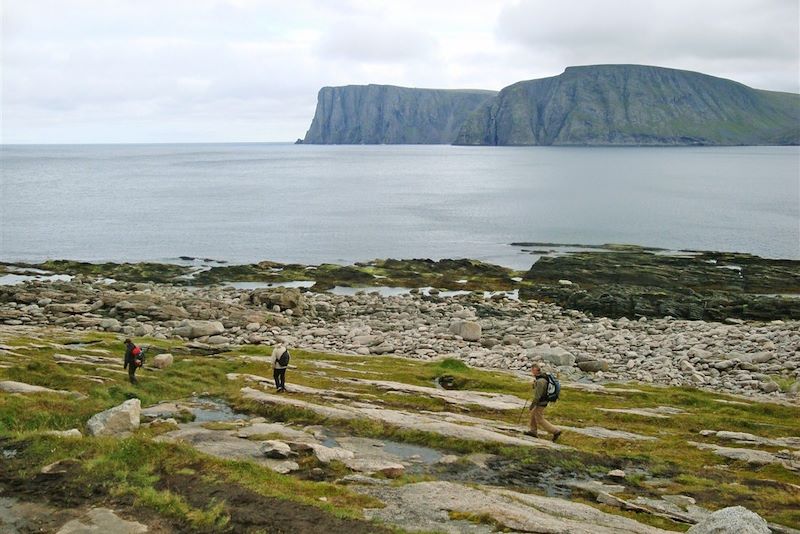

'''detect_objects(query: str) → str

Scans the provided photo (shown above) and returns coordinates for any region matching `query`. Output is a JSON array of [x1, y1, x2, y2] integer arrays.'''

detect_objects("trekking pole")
[[517, 398, 528, 425]]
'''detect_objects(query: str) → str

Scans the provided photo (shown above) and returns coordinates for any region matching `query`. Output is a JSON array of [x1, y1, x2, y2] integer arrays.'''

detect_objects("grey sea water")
[[1, 143, 798, 270]]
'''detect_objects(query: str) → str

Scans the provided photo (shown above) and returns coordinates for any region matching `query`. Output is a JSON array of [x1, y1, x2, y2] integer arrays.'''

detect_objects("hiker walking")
[[526, 363, 562, 442], [271, 345, 290, 393], [123, 338, 143, 384]]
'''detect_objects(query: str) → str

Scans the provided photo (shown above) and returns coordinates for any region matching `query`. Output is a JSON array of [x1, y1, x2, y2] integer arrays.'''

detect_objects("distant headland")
[[300, 64, 800, 146]]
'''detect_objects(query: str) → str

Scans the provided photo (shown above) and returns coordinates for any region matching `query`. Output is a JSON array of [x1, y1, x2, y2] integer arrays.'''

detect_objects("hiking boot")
[[552, 430, 562, 443], [524, 430, 537, 437]]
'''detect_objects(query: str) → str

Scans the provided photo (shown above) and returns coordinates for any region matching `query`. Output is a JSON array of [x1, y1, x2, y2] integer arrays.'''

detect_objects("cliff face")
[[454, 65, 800, 146], [302, 85, 497, 144]]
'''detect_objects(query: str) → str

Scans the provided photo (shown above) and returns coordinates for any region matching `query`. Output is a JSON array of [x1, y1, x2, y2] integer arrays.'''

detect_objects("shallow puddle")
[[382, 441, 442, 464], [0, 273, 73, 285], [441, 457, 597, 499], [320, 434, 442, 465], [328, 285, 517, 300], [226, 280, 316, 289], [190, 398, 250, 422]]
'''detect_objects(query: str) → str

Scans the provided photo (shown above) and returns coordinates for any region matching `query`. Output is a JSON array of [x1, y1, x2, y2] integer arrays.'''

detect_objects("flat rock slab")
[[56, 508, 147, 533], [431, 411, 655, 442], [307, 443, 356, 463], [227, 373, 363, 398], [156, 425, 299, 474], [342, 378, 524, 410], [360, 481, 671, 534], [699, 430, 800, 450], [343, 457, 405, 477], [631, 497, 709, 523], [596, 406, 687, 418], [689, 441, 800, 470], [0, 496, 80, 534], [0, 380, 81, 398], [54, 353, 116, 364], [562, 425, 657, 441], [241, 387, 564, 449], [561, 383, 644, 395]]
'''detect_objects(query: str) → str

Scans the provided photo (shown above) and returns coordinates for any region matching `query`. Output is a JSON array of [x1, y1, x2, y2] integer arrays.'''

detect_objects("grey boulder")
[[86, 399, 141, 436], [686, 506, 769, 534], [526, 346, 576, 367]]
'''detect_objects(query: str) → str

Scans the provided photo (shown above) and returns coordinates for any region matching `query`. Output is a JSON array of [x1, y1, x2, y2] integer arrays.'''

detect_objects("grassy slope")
[[1, 331, 798, 530]]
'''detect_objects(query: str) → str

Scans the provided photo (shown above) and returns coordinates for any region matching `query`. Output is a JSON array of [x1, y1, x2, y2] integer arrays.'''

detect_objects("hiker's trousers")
[[273, 368, 286, 390], [530, 405, 558, 435]]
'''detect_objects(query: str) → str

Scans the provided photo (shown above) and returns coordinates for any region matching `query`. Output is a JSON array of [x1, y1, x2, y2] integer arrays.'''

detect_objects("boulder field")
[[1, 277, 797, 400]]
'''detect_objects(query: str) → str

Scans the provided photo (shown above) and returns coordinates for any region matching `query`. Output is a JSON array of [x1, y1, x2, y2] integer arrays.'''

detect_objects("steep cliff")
[[454, 65, 800, 146], [302, 85, 497, 144]]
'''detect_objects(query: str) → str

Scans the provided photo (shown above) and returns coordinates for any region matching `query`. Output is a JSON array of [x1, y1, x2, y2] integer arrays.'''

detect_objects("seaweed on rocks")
[[520, 247, 800, 321]]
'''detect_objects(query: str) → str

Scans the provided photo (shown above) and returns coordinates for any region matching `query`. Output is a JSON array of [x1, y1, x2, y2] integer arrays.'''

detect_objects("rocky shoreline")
[[1, 265, 798, 401], [521, 246, 800, 321]]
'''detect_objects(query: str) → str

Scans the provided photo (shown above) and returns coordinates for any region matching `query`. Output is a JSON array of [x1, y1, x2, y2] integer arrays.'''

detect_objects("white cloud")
[[314, 20, 438, 63], [495, 0, 800, 91], [1, 0, 797, 143]]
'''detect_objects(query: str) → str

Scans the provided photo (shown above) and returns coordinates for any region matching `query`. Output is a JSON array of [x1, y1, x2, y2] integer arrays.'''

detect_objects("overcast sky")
[[2, 0, 798, 143]]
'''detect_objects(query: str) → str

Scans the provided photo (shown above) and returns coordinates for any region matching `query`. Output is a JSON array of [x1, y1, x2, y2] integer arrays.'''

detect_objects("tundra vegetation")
[[1, 331, 798, 532]]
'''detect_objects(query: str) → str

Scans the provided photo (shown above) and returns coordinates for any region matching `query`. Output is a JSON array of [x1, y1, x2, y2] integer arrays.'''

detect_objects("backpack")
[[543, 373, 560, 403], [278, 349, 290, 367], [131, 345, 144, 367]]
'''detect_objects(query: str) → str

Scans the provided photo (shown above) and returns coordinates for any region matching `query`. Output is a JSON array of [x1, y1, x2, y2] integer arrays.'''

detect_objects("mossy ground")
[[1, 330, 798, 531]]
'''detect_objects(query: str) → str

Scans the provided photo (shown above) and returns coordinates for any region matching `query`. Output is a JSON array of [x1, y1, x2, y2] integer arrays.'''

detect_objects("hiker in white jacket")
[[271, 345, 289, 393]]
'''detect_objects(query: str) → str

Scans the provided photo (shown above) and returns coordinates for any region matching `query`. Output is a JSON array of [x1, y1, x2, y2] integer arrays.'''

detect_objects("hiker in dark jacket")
[[526, 364, 562, 442], [271, 345, 289, 392], [123, 338, 139, 384]]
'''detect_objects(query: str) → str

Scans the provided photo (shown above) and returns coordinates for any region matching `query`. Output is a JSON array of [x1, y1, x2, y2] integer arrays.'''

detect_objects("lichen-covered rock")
[[449, 320, 481, 341], [686, 506, 769, 534], [57, 507, 148, 534], [0, 380, 78, 397], [250, 288, 305, 315], [309, 443, 355, 463], [99, 318, 122, 331], [577, 360, 610, 372], [526, 346, 575, 367], [86, 399, 141, 436], [152, 353, 174, 369], [43, 428, 83, 438], [46, 303, 92, 314], [343, 457, 405, 478], [172, 319, 224, 339], [260, 440, 292, 459]]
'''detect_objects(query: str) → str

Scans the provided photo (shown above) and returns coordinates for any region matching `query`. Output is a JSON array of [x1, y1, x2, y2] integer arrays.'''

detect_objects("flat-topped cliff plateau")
[[302, 64, 800, 146], [302, 85, 496, 144]]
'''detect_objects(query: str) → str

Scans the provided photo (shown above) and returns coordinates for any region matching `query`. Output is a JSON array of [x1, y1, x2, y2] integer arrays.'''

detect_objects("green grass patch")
[[2, 330, 799, 529]]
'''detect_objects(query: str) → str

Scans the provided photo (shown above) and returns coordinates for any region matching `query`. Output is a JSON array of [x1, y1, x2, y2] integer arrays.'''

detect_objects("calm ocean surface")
[[1, 144, 798, 270]]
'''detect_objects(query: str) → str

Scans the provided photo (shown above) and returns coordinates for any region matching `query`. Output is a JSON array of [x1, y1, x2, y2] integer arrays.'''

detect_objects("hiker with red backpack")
[[525, 363, 563, 442], [123, 338, 144, 384]]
